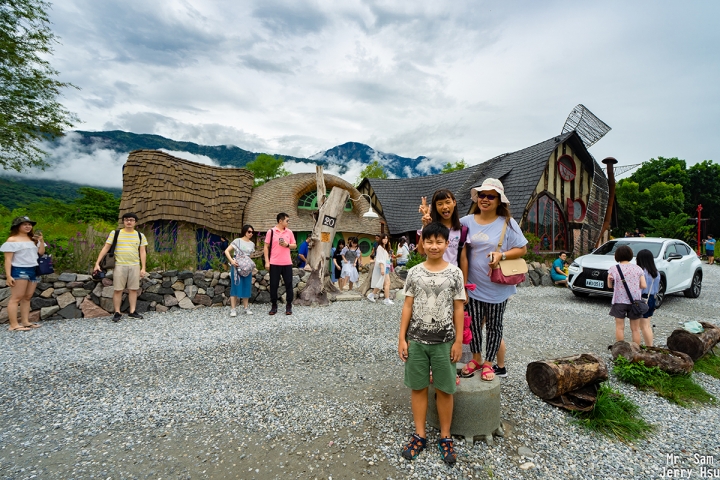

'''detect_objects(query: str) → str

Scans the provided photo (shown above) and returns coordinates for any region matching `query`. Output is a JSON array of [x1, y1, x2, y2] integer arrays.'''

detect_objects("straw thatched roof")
[[243, 173, 382, 235], [119, 150, 254, 234]]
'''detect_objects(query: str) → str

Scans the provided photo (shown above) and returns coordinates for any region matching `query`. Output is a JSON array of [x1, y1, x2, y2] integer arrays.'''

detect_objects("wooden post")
[[526, 353, 608, 400], [610, 341, 694, 374], [294, 166, 349, 306], [667, 322, 720, 361]]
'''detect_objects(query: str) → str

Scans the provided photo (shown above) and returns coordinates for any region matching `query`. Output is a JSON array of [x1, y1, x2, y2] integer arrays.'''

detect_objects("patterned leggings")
[[467, 298, 508, 363]]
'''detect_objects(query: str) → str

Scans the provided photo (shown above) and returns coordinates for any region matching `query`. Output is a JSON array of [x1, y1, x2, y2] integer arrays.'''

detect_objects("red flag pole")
[[697, 204, 703, 255]]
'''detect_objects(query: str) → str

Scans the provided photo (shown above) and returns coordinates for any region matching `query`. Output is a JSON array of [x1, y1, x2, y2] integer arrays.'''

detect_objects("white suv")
[[567, 237, 703, 308]]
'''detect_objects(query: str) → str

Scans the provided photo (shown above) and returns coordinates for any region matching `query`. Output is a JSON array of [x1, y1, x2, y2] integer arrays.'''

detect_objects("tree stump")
[[666, 322, 720, 361], [526, 353, 608, 400], [610, 341, 693, 374]]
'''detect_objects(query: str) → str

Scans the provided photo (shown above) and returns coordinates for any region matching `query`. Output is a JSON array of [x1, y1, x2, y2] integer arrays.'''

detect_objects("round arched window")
[[358, 238, 373, 257], [557, 155, 576, 181], [573, 199, 586, 222]]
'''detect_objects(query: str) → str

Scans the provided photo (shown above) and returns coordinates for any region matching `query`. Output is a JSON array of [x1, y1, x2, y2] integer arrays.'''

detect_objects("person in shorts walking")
[[703, 234, 715, 265], [93, 213, 148, 322], [398, 222, 466, 466]]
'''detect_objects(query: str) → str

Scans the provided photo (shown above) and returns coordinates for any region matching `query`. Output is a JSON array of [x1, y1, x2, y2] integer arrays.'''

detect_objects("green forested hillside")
[[0, 176, 121, 210]]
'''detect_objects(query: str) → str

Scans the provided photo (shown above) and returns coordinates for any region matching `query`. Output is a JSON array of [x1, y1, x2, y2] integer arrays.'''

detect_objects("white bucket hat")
[[471, 178, 509, 204]]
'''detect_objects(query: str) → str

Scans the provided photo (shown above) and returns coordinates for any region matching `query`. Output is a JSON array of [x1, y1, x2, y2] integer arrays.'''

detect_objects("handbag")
[[489, 221, 528, 285], [615, 265, 649, 317], [37, 254, 54, 275]]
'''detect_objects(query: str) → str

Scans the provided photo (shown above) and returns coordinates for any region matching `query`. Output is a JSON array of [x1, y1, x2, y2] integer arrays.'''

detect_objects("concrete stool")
[[427, 362, 503, 445]]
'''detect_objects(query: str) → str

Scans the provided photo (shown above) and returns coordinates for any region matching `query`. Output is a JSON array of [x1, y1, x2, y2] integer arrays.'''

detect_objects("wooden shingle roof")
[[362, 131, 593, 235], [119, 150, 254, 234], [243, 173, 382, 235]]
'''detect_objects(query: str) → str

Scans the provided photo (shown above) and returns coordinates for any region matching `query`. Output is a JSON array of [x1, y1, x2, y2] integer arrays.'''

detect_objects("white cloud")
[[158, 149, 219, 166]]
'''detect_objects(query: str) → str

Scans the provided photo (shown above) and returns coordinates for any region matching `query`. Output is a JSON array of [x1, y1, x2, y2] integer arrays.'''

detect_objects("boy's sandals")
[[480, 364, 495, 381], [459, 359, 481, 378], [401, 433, 426, 460], [438, 437, 457, 466]]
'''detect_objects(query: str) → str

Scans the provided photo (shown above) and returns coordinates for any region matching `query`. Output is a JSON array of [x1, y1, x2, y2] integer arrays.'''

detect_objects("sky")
[[12, 0, 720, 187]]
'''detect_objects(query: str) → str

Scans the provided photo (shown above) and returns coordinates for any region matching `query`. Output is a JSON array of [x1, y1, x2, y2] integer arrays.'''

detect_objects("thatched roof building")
[[119, 150, 254, 234], [243, 173, 382, 236]]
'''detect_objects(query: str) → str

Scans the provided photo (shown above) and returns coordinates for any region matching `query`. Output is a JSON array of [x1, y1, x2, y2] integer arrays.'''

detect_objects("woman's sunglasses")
[[477, 193, 497, 200]]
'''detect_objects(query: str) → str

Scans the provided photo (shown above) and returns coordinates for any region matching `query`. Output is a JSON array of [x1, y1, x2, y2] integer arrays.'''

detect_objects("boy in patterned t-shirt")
[[398, 222, 466, 466]]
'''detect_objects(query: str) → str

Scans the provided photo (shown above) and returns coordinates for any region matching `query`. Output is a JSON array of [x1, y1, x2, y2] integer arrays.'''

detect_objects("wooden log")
[[610, 341, 694, 374], [666, 322, 720, 361], [526, 353, 608, 400]]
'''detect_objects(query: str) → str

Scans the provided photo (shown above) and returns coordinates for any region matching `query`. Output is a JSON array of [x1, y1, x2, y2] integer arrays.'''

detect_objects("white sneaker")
[[245, 308, 253, 315], [367, 293, 376, 303], [383, 298, 394, 305], [230, 309, 237, 317]]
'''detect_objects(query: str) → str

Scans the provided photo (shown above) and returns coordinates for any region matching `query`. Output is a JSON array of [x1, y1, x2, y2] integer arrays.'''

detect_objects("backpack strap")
[[615, 264, 639, 302], [456, 225, 469, 267], [108, 229, 121, 257]]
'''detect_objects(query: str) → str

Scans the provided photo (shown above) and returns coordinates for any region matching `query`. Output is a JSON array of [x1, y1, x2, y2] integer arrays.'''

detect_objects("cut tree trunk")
[[526, 353, 608, 400], [294, 166, 349, 307], [666, 322, 720, 361], [610, 341, 694, 374]]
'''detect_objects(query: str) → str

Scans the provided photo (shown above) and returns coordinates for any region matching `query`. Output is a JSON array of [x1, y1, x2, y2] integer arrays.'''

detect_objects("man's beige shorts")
[[114, 264, 141, 290]]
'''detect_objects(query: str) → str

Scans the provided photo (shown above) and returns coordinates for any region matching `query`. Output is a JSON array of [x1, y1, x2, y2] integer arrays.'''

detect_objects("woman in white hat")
[[458, 179, 527, 381], [1, 216, 45, 331]]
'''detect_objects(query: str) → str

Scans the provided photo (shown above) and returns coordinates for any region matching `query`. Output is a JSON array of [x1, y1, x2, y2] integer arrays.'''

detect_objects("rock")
[[100, 298, 114, 313], [135, 300, 151, 314], [28, 310, 40, 323], [206, 286, 214, 297], [212, 295, 224, 305], [139, 292, 163, 303], [157, 287, 175, 295], [154, 304, 168, 313], [519, 462, 535, 470], [75, 274, 92, 282], [83, 280, 95, 290], [101, 286, 115, 298], [162, 280, 173, 288], [148, 272, 162, 279], [102, 278, 113, 287], [80, 297, 111, 318], [184, 285, 198, 299], [40, 305, 60, 319], [518, 446, 534, 457], [56, 292, 76, 309], [0, 308, 7, 323], [36, 282, 52, 291], [163, 270, 178, 278], [192, 294, 212, 306], [58, 272, 77, 282], [52, 288, 68, 296], [172, 280, 185, 291], [197, 288, 206, 295], [174, 291, 187, 301], [255, 291, 271, 303], [72, 288, 90, 297], [528, 270, 541, 286], [164, 295, 179, 307], [177, 270, 193, 280], [518, 275, 532, 287], [0, 279, 5, 288], [40, 288, 55, 298], [43, 274, 60, 283], [0, 288, 11, 303], [178, 297, 195, 309], [183, 278, 193, 286], [31, 297, 57, 310], [220, 272, 229, 279], [194, 278, 208, 289], [58, 304, 82, 319], [217, 278, 230, 286], [144, 284, 161, 294], [66, 281, 84, 288], [540, 273, 554, 287]]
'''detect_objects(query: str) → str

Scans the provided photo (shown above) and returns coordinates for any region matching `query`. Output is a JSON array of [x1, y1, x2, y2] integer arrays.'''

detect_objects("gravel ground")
[[1, 265, 719, 479]]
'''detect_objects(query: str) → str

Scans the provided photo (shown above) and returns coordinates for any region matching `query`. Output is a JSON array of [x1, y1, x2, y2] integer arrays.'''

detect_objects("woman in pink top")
[[607, 245, 647, 344]]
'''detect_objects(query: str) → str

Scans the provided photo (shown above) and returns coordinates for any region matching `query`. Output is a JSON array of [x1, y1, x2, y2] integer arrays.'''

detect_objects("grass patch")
[[693, 347, 720, 379], [613, 356, 716, 407], [571, 384, 654, 443]]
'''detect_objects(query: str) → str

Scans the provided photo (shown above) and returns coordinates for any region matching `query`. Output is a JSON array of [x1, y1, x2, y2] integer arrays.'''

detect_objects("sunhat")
[[471, 178, 509, 204], [11, 216, 37, 229]]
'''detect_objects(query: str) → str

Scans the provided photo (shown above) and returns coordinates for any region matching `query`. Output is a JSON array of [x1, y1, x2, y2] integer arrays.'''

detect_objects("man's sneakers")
[[113, 311, 143, 322], [269, 304, 278, 315], [493, 364, 508, 377], [128, 312, 144, 319], [112, 312, 122, 322], [367, 292, 376, 303]]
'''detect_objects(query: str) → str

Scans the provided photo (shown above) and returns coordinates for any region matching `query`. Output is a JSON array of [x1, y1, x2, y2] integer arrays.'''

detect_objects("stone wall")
[[0, 268, 310, 323]]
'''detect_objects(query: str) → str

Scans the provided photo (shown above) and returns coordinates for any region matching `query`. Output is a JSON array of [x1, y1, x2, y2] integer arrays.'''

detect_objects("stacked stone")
[[521, 262, 555, 287], [0, 268, 310, 322]]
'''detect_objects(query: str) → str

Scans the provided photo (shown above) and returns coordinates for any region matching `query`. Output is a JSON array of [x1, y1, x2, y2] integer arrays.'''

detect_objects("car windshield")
[[592, 241, 663, 258]]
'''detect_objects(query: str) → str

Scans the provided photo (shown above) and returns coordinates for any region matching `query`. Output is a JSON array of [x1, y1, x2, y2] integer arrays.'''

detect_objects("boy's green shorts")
[[404, 340, 457, 394]]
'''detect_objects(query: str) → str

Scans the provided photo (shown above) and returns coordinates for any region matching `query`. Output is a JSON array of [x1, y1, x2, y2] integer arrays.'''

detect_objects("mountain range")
[[72, 130, 438, 178]]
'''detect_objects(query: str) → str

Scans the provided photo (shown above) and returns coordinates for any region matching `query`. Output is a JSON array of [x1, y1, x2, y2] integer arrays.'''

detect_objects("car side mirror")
[[667, 253, 683, 261]]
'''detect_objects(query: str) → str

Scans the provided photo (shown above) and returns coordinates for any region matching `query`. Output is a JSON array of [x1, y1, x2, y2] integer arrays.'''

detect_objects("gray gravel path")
[[1, 265, 719, 479]]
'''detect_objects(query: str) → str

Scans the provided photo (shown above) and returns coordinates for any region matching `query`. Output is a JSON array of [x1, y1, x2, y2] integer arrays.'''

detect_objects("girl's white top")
[[0, 241, 39, 267]]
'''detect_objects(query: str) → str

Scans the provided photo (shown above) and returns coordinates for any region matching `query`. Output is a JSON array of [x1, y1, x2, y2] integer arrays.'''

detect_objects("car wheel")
[[684, 271, 702, 298], [654, 277, 666, 308], [572, 291, 590, 298]]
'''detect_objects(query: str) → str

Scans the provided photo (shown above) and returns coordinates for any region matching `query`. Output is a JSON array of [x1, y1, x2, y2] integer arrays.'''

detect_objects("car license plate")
[[586, 279, 604, 289]]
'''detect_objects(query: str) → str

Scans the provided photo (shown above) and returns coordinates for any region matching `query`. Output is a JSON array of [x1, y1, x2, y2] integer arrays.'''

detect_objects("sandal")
[[20, 323, 41, 329], [401, 433, 426, 460], [459, 359, 481, 378], [480, 364, 495, 381], [8, 325, 31, 331], [438, 437, 457, 466]]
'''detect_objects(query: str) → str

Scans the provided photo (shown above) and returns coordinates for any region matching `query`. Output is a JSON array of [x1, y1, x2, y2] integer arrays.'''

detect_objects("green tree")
[[628, 157, 689, 192], [440, 159, 467, 174], [686, 160, 720, 235], [1, 0, 78, 171], [615, 180, 685, 235], [73, 187, 120, 222], [355, 160, 388, 185], [642, 212, 693, 240], [245, 153, 290, 186]]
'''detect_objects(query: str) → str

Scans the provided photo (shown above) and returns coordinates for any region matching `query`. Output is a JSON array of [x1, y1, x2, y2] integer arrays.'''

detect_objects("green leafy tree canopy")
[[440, 159, 467, 174], [245, 153, 290, 186], [628, 157, 688, 192], [1, 0, 79, 171], [355, 160, 388, 186]]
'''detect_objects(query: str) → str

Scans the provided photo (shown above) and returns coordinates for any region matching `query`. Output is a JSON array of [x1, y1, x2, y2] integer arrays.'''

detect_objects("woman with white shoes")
[[368, 234, 394, 305], [225, 225, 256, 316]]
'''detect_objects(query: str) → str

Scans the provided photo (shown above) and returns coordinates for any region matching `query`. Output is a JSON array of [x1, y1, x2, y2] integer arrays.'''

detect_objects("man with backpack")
[[93, 212, 148, 322]]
